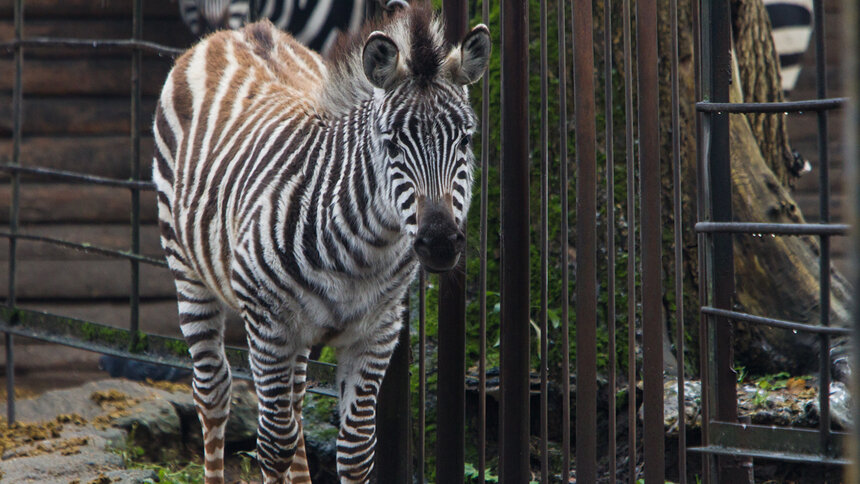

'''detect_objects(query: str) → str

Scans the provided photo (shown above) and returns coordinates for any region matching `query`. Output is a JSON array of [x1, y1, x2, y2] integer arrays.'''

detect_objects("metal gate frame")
[[693, 0, 852, 482]]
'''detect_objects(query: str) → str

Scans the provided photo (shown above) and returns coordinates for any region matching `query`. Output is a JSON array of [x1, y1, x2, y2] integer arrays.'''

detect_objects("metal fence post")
[[129, 0, 142, 348], [499, 0, 531, 481], [702, 0, 749, 481], [435, 3, 469, 483], [376, 302, 412, 483], [572, 0, 598, 480], [636, 0, 665, 481], [847, 0, 860, 480], [5, 0, 24, 425]]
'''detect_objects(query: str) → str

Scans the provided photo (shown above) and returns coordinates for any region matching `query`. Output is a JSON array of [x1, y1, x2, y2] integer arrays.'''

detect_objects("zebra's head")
[[362, 8, 490, 273]]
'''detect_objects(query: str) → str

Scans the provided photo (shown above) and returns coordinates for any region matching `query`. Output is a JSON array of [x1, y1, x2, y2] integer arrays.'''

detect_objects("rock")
[[660, 379, 703, 433], [656, 377, 855, 433], [114, 398, 183, 460], [169, 380, 259, 447], [814, 381, 853, 430], [98, 355, 191, 382]]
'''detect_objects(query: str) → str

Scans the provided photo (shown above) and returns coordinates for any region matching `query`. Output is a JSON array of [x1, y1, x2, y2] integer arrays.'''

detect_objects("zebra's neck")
[[269, 99, 408, 279]]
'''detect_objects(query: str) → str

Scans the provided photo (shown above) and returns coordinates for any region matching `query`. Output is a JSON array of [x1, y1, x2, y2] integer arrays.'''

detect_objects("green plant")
[[235, 450, 258, 482], [464, 462, 499, 483]]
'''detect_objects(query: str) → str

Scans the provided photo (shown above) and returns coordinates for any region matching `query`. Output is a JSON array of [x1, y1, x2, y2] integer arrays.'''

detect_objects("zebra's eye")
[[384, 140, 402, 158], [459, 135, 472, 150]]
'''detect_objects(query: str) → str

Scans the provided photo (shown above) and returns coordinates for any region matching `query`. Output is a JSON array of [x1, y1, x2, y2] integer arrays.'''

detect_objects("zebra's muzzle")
[[413, 201, 465, 273]]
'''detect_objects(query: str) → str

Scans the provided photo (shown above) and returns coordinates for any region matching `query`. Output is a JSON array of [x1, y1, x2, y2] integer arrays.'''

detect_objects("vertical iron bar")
[[603, 0, 617, 481], [377, 304, 412, 483], [499, 0, 531, 480], [436, 4, 468, 482], [477, 0, 490, 479], [6, 0, 24, 425], [622, 0, 637, 477], [813, 0, 832, 453], [539, 0, 550, 481], [557, 0, 572, 479], [706, 0, 749, 480], [670, 0, 686, 480], [846, 0, 860, 477], [418, 271, 426, 481], [573, 0, 598, 479], [692, 0, 712, 480], [129, 0, 142, 347], [637, 0, 664, 481]]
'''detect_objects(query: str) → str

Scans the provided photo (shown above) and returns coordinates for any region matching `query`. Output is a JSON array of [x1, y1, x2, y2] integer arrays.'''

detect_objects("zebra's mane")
[[319, 4, 449, 118]]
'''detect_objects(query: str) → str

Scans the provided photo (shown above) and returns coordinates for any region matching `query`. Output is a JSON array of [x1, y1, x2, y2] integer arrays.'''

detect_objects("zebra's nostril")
[[414, 236, 433, 258], [449, 231, 466, 250]]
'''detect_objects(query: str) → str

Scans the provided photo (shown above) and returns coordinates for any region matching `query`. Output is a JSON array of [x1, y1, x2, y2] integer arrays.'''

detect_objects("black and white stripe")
[[764, 0, 814, 95], [178, 0, 367, 53]]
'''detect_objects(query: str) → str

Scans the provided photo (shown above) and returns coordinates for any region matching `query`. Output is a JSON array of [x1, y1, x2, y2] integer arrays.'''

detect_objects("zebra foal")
[[152, 4, 490, 483]]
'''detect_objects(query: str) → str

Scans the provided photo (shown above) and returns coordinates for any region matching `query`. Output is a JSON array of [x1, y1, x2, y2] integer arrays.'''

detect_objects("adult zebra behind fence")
[[178, 0, 407, 53], [152, 3, 490, 483], [763, 0, 814, 96]]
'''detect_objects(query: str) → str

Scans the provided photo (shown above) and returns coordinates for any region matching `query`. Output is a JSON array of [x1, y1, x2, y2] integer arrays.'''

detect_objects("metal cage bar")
[[498, 0, 531, 481]]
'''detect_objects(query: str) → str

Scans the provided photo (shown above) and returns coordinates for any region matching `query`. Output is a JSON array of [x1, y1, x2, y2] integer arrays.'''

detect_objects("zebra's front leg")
[[245, 321, 309, 484], [335, 315, 402, 483]]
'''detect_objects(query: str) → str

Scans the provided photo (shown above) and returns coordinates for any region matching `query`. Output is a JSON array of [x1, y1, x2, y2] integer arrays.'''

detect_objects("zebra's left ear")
[[451, 24, 491, 85]]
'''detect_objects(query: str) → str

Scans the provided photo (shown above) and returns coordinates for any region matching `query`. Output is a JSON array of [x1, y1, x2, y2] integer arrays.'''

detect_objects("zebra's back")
[[153, 20, 327, 309]]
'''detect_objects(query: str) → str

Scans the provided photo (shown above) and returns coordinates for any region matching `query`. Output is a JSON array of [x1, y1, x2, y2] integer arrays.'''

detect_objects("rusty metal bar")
[[848, 0, 860, 475], [5, 0, 24, 425], [602, 0, 617, 480], [695, 221, 848, 236], [622, 0, 637, 476], [436, 4, 468, 481], [690, 422, 848, 464], [418, 271, 426, 480], [557, 0, 572, 478], [538, 0, 549, 480], [499, 0, 531, 480], [705, 0, 749, 480], [695, 98, 846, 113], [0, 306, 338, 397], [702, 307, 851, 336], [376, 302, 411, 484], [0, 231, 168, 267], [477, 0, 490, 479], [637, 0, 664, 480], [670, 0, 686, 477], [0, 38, 182, 57], [0, 165, 156, 190], [573, 0, 598, 478], [692, 0, 712, 479], [812, 0, 832, 455], [129, 0, 142, 350]]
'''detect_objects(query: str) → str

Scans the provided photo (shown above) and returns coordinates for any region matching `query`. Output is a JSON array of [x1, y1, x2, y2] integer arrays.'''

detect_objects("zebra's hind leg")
[[334, 313, 402, 483], [177, 283, 232, 484], [245, 319, 308, 484]]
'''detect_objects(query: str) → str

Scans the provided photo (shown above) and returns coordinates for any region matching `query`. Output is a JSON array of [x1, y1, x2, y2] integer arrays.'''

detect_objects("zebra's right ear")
[[363, 31, 402, 90]]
